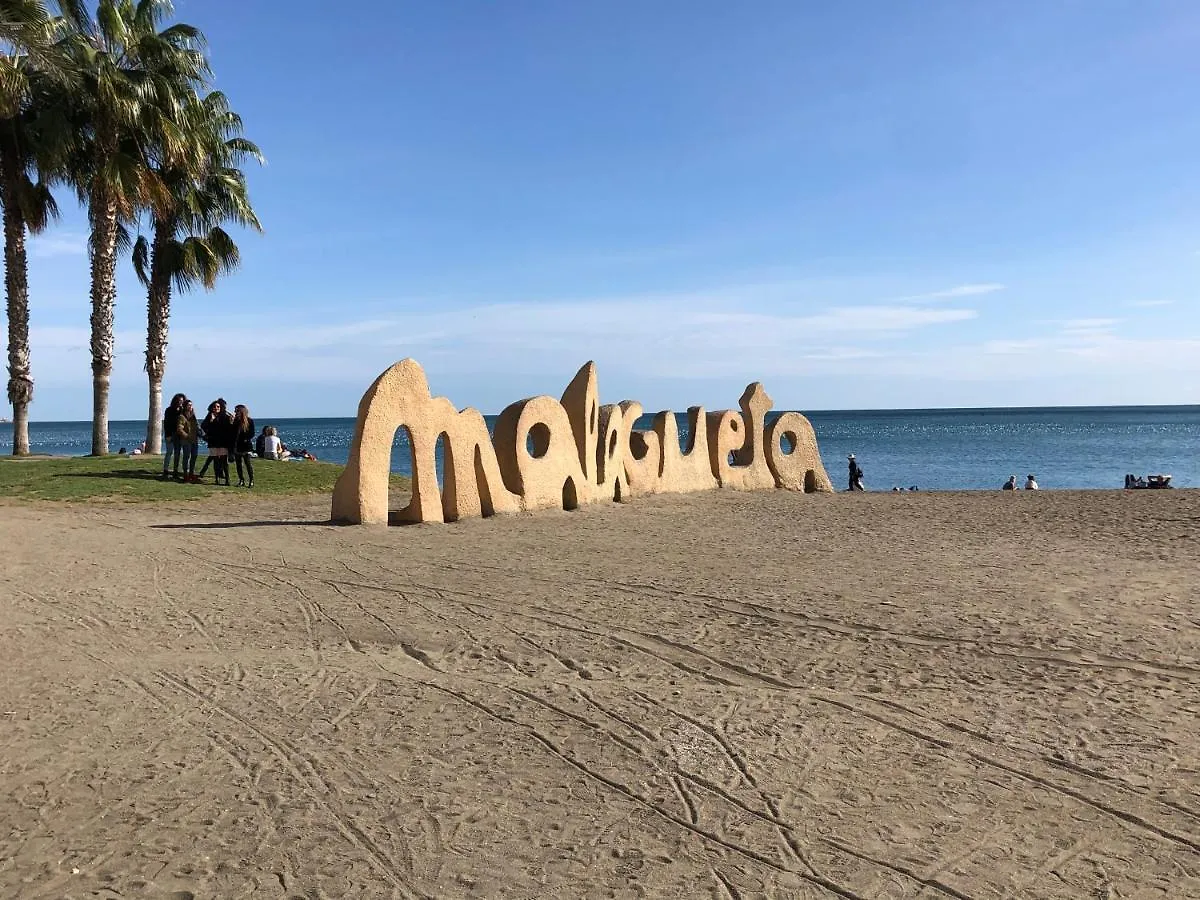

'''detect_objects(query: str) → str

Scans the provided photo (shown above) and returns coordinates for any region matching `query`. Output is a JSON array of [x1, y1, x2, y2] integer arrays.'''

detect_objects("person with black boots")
[[232, 404, 256, 487], [199, 399, 235, 485]]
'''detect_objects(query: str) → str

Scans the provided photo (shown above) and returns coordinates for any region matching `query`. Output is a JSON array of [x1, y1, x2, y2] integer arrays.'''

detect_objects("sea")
[[3, 406, 1197, 491]]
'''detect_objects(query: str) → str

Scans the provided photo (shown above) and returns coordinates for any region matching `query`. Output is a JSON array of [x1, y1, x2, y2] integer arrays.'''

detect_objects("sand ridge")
[[1, 489, 1198, 898]]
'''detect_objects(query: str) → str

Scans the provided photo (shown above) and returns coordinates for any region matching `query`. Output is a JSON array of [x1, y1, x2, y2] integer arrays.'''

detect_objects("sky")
[[12, 0, 1200, 420]]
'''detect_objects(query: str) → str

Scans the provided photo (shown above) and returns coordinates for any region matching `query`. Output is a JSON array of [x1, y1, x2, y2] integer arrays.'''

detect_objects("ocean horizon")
[[5, 404, 1198, 492]]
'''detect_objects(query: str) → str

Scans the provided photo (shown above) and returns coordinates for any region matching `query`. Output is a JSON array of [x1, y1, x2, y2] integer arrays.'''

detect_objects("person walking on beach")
[[847, 454, 865, 491], [179, 400, 201, 482], [1002, 475, 1017, 490], [232, 404, 256, 487], [160, 393, 186, 480], [1024, 474, 1039, 490]]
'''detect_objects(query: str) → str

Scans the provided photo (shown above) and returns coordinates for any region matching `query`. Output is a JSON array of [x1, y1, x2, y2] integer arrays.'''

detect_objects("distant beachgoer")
[[1024, 474, 1039, 491], [179, 400, 201, 482], [1002, 475, 1017, 490], [232, 405, 255, 488], [131, 440, 146, 456], [160, 392, 186, 480], [847, 454, 865, 491], [118, 447, 127, 455]]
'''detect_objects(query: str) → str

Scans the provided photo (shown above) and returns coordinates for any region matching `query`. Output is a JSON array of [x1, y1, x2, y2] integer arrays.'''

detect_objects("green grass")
[[0, 454, 410, 502]]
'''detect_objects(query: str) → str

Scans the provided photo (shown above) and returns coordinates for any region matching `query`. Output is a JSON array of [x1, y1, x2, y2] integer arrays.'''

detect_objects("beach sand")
[[1, 489, 1198, 898]]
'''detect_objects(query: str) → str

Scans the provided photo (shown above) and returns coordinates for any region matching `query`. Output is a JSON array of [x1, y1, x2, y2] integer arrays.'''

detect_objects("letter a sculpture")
[[331, 359, 833, 525]]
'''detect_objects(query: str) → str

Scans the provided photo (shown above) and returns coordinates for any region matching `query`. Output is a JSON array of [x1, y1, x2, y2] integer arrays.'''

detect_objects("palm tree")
[[0, 62, 58, 454], [134, 89, 261, 453], [61, 0, 207, 455], [1, 84, 60, 455], [1, 1, 81, 455]]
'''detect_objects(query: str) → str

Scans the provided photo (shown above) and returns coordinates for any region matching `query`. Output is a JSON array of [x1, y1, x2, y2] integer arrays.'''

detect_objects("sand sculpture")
[[331, 359, 833, 525]]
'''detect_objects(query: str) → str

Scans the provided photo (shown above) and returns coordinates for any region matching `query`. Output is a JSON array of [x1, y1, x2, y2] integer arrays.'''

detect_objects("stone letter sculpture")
[[331, 359, 833, 525]]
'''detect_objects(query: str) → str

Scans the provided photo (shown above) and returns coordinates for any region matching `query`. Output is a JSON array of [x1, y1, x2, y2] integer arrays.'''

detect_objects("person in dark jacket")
[[160, 393, 186, 480], [198, 399, 235, 485], [847, 454, 865, 491], [232, 404, 256, 487]]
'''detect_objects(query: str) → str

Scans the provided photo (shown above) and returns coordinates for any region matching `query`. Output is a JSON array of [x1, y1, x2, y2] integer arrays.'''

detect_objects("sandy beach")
[[1, 489, 1198, 898]]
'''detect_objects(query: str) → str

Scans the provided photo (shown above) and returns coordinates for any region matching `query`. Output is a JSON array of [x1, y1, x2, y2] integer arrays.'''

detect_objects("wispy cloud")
[[1058, 318, 1120, 336], [28, 284, 982, 387], [895, 283, 1005, 303], [691, 305, 975, 334], [29, 231, 88, 259]]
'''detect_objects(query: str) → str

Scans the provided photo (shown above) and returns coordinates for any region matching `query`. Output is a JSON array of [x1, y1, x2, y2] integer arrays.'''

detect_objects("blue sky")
[[15, 0, 1200, 420]]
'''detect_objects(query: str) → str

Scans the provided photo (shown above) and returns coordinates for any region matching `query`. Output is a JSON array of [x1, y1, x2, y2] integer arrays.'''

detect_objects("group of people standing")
[[161, 394, 257, 487]]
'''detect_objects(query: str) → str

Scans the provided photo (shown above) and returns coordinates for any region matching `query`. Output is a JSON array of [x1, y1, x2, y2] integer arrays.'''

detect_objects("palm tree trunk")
[[88, 183, 118, 456], [3, 173, 33, 456], [144, 222, 171, 454]]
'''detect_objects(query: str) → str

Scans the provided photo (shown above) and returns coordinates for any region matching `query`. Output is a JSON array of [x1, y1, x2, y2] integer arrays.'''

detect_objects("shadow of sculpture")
[[151, 520, 332, 529]]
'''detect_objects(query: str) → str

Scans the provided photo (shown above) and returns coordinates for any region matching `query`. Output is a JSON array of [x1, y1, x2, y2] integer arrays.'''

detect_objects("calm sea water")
[[4, 406, 1197, 491]]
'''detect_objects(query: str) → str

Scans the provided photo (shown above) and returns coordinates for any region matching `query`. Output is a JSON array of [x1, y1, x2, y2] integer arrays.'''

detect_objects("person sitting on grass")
[[260, 425, 284, 460]]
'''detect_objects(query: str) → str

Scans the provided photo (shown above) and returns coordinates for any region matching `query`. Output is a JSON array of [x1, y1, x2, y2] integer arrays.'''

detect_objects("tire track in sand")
[[155, 671, 431, 900]]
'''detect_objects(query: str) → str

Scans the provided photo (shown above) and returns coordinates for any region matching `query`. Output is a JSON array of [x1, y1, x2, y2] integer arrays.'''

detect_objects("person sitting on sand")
[[1024, 474, 1039, 490], [1002, 475, 1017, 490]]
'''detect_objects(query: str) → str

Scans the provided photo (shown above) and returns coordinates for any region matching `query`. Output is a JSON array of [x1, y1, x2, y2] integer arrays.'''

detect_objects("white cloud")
[[691, 305, 975, 334], [28, 286, 980, 387], [896, 283, 1005, 303], [29, 231, 88, 259], [1058, 318, 1121, 336], [34, 280, 1197, 408]]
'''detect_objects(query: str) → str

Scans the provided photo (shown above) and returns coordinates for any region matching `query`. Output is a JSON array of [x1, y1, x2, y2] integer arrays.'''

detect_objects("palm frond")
[[131, 231, 150, 285]]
